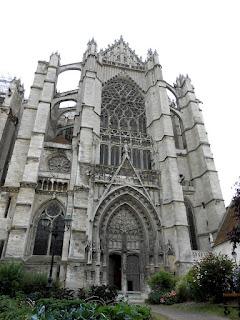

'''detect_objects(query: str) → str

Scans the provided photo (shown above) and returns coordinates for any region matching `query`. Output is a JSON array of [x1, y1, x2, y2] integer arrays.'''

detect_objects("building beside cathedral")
[[0, 37, 225, 294]]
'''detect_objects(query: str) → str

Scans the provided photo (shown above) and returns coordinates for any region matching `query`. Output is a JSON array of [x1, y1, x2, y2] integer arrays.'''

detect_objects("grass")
[[169, 302, 240, 320]]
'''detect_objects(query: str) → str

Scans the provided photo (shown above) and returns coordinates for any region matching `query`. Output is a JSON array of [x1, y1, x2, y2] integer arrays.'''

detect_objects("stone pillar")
[[145, 51, 192, 272], [0, 79, 24, 185], [175, 75, 225, 247], [4, 62, 47, 188], [66, 40, 102, 287], [5, 53, 60, 258]]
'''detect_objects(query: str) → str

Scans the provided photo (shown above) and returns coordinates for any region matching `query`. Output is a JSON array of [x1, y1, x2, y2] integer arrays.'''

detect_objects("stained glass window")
[[100, 77, 152, 169], [33, 201, 65, 256]]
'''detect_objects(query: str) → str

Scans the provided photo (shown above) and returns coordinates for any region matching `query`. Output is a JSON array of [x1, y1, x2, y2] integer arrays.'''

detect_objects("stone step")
[[117, 292, 147, 304]]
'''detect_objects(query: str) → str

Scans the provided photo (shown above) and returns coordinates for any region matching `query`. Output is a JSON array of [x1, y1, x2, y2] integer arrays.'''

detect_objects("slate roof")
[[214, 206, 237, 246]]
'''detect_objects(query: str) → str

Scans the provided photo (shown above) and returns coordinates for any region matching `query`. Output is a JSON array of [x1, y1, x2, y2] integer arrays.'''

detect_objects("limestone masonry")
[[0, 38, 225, 293]]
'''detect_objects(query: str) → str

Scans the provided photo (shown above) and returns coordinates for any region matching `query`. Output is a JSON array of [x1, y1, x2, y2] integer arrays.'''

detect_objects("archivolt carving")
[[94, 186, 161, 230], [107, 205, 142, 236]]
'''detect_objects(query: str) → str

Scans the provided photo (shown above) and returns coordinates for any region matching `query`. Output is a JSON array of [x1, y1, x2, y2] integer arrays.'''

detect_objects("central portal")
[[108, 253, 141, 292], [101, 203, 146, 293]]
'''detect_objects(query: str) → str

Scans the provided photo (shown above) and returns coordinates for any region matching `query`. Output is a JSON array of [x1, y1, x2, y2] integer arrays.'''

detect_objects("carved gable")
[[101, 36, 143, 67]]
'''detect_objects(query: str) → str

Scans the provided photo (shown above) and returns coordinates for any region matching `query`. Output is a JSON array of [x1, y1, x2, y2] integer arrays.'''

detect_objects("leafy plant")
[[190, 253, 234, 302], [31, 299, 151, 320], [175, 274, 192, 302], [0, 261, 24, 297], [148, 270, 175, 291], [0, 295, 33, 320], [147, 270, 176, 304]]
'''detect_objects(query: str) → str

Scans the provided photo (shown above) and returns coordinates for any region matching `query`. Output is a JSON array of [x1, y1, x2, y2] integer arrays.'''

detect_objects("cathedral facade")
[[0, 38, 225, 293]]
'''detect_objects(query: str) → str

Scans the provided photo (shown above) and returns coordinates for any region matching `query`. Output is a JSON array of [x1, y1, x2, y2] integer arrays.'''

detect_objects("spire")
[[175, 74, 194, 91]]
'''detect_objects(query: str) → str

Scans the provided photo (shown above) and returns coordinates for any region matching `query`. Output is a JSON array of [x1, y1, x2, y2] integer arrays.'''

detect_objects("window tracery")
[[100, 78, 152, 169], [33, 201, 65, 256]]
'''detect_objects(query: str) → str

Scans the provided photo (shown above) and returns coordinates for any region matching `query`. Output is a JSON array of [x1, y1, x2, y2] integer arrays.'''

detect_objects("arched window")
[[143, 150, 151, 170], [56, 126, 73, 143], [100, 144, 109, 165], [100, 77, 152, 169], [132, 149, 141, 168], [111, 146, 120, 166], [33, 201, 65, 256], [184, 200, 198, 250], [101, 77, 146, 134], [171, 111, 186, 149]]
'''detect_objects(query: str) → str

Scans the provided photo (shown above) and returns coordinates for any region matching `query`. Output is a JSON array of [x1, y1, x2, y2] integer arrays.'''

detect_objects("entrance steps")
[[118, 291, 147, 304]]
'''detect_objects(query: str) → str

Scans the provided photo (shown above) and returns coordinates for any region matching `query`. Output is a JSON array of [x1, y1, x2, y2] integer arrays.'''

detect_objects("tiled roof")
[[214, 206, 237, 246]]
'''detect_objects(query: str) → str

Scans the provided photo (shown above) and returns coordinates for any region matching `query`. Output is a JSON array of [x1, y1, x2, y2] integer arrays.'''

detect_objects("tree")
[[228, 179, 240, 254]]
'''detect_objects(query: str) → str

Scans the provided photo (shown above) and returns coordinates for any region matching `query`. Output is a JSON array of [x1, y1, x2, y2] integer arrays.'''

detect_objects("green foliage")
[[22, 272, 48, 294], [147, 270, 177, 304], [0, 261, 24, 297], [148, 270, 175, 291], [0, 295, 33, 320], [31, 299, 151, 320], [175, 273, 195, 302], [190, 253, 235, 302]]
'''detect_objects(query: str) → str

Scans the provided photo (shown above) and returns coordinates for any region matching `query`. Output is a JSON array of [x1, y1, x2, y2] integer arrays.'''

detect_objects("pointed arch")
[[184, 198, 198, 250], [170, 108, 186, 149], [32, 199, 66, 256], [94, 185, 161, 233]]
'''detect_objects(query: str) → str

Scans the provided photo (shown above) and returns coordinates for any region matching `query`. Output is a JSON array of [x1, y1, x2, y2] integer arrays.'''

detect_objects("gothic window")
[[100, 77, 152, 169], [143, 150, 151, 170], [33, 201, 65, 256], [111, 146, 120, 166], [184, 200, 198, 250], [171, 112, 186, 149], [132, 149, 141, 168], [100, 144, 109, 165], [56, 126, 73, 143]]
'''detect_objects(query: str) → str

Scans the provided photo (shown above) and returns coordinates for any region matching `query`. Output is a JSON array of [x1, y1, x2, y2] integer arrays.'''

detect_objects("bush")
[[147, 270, 176, 304], [175, 275, 192, 302], [22, 272, 48, 295], [190, 253, 234, 302], [0, 295, 33, 320], [0, 261, 24, 297], [148, 270, 175, 291]]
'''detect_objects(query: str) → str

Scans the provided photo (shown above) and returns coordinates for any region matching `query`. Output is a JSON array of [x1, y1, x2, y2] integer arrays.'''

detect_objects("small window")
[[111, 146, 120, 166], [143, 150, 151, 170], [132, 149, 141, 168], [100, 144, 109, 165]]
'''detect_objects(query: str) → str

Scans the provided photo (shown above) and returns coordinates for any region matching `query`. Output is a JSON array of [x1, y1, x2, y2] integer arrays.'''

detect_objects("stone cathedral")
[[0, 37, 225, 293]]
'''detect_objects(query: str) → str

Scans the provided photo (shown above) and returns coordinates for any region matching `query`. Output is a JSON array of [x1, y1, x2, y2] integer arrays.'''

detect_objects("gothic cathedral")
[[0, 37, 225, 293]]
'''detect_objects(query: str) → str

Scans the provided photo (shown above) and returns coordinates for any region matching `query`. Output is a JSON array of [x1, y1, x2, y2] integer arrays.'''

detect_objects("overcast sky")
[[1, 0, 239, 206]]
